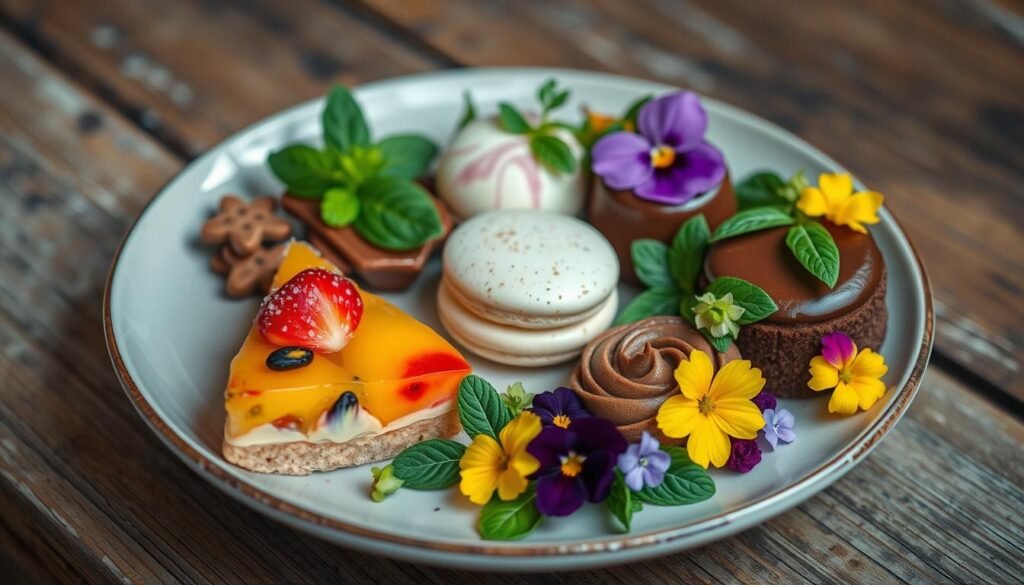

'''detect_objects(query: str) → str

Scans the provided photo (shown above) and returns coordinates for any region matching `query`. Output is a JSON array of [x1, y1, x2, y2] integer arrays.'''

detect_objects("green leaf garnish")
[[615, 288, 684, 326], [623, 95, 653, 126], [631, 239, 674, 289], [668, 214, 710, 291], [679, 294, 698, 325], [607, 471, 634, 533], [478, 489, 543, 541], [529, 134, 577, 174], [267, 144, 339, 198], [376, 135, 439, 180], [634, 447, 715, 506], [710, 207, 795, 241], [706, 277, 778, 325], [457, 90, 477, 131], [391, 439, 466, 490], [708, 334, 733, 353], [537, 78, 570, 117], [322, 85, 371, 153], [320, 187, 360, 227], [786, 221, 840, 288], [498, 103, 531, 134], [456, 375, 513, 441], [735, 171, 787, 210], [354, 177, 443, 251], [501, 382, 533, 416]]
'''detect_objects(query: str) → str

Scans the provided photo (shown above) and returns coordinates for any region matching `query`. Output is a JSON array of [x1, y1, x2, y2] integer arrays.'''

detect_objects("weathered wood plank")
[[354, 0, 1024, 402], [0, 0, 438, 157]]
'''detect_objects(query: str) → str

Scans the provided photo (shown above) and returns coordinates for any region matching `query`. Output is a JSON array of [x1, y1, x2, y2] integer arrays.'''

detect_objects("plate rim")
[[103, 66, 935, 560]]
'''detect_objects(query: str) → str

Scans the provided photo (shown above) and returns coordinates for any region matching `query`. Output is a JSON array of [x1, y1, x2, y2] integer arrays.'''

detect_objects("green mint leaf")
[[711, 207, 795, 242], [267, 144, 339, 198], [537, 78, 557, 109], [707, 333, 733, 353], [354, 177, 443, 251], [391, 439, 466, 490], [706, 276, 778, 324], [479, 489, 543, 541], [501, 382, 533, 416], [323, 85, 371, 153], [547, 89, 570, 112], [623, 95, 653, 125], [320, 187, 360, 227], [458, 90, 477, 131], [498, 103, 532, 134], [376, 135, 439, 180], [778, 169, 808, 202], [631, 239, 674, 289], [615, 288, 683, 326], [679, 294, 698, 325], [735, 171, 787, 210], [607, 471, 634, 533], [786, 221, 840, 288], [457, 375, 513, 441], [634, 447, 716, 506], [529, 134, 577, 174], [668, 215, 711, 292]]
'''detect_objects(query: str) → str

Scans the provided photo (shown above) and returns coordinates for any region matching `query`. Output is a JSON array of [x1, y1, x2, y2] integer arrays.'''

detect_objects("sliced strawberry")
[[256, 268, 363, 353]]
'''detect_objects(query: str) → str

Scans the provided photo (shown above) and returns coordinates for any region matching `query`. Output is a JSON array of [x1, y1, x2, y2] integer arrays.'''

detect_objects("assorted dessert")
[[197, 78, 892, 539]]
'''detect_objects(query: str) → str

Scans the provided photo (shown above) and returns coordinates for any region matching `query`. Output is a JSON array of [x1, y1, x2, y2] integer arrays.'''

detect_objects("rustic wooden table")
[[1, 0, 1021, 582]]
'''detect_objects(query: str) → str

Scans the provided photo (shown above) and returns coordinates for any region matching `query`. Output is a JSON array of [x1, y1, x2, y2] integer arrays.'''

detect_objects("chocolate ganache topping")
[[569, 316, 741, 442]]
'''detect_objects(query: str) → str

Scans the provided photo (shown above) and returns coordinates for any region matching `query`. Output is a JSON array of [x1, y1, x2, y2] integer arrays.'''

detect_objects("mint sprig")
[[478, 488, 543, 541], [457, 375, 513, 441], [786, 220, 840, 287], [495, 79, 579, 174], [634, 447, 715, 506], [391, 439, 466, 490], [607, 471, 637, 533]]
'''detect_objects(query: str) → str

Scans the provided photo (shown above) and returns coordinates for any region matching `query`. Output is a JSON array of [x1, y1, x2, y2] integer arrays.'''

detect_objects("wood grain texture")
[[354, 0, 1024, 403]]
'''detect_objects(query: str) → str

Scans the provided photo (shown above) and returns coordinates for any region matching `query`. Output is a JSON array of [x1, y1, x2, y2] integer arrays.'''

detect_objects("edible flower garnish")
[[693, 291, 745, 339], [657, 350, 766, 469], [725, 438, 762, 473], [796, 172, 884, 234], [528, 387, 591, 429], [370, 465, 403, 502], [752, 390, 777, 412], [808, 331, 889, 414], [527, 418, 627, 516], [592, 92, 726, 205], [500, 382, 534, 416], [459, 412, 542, 505], [617, 432, 671, 491], [761, 408, 796, 450]]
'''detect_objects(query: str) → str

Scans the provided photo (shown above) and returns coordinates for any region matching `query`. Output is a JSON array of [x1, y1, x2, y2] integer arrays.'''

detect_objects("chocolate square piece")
[[281, 193, 452, 291]]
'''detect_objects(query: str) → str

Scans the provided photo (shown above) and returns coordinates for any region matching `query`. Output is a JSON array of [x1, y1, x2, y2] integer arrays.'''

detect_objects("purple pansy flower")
[[528, 387, 591, 429], [821, 331, 857, 369], [591, 92, 726, 205], [761, 408, 796, 450], [725, 438, 762, 473], [752, 390, 777, 413], [617, 432, 671, 491], [527, 418, 628, 517]]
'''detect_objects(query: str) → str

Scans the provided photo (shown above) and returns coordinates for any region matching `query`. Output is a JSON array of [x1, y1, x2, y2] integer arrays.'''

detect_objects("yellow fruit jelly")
[[224, 241, 471, 438]]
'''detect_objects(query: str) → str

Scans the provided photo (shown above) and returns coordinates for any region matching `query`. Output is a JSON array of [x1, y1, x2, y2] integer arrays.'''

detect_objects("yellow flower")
[[459, 412, 541, 505], [656, 351, 766, 469], [808, 343, 889, 415], [796, 173, 883, 234]]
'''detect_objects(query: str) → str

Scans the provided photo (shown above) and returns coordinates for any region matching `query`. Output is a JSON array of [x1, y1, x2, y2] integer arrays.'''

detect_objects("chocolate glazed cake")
[[704, 223, 887, 397], [569, 316, 740, 442], [589, 172, 737, 286]]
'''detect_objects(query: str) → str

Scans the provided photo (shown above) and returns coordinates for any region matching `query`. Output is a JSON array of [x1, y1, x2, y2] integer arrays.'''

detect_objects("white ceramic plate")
[[104, 68, 934, 571]]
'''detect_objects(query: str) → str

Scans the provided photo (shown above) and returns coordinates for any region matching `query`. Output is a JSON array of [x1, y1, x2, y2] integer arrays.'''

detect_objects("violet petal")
[[535, 474, 586, 517], [592, 132, 653, 190], [638, 92, 707, 151]]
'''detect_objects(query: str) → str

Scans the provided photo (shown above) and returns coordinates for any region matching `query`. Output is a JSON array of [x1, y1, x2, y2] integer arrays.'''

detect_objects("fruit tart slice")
[[222, 240, 472, 475]]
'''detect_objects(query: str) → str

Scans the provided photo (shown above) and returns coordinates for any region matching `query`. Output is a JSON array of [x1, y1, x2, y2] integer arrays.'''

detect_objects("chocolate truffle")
[[704, 223, 887, 397]]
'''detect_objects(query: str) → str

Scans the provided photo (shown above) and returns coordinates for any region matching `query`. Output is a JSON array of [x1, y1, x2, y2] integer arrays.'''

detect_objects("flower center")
[[698, 395, 716, 415], [709, 307, 726, 324], [838, 367, 853, 385], [639, 456, 649, 468], [552, 414, 572, 429], [559, 451, 586, 477], [650, 145, 676, 169]]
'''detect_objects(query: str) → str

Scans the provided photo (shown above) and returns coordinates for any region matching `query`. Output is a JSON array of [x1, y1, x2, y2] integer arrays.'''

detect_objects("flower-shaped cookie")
[[201, 195, 291, 254]]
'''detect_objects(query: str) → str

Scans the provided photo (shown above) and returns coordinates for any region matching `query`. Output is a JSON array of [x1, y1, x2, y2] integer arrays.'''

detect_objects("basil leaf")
[[354, 177, 442, 251], [376, 135, 438, 180], [634, 447, 715, 506], [267, 144, 339, 198], [498, 103, 531, 134], [736, 171, 787, 210], [706, 276, 778, 324], [322, 85, 371, 153], [457, 90, 477, 131], [607, 471, 634, 533], [457, 375, 513, 441], [668, 215, 710, 292], [479, 489, 543, 541], [786, 221, 840, 288], [615, 288, 683, 326], [537, 78, 556, 108], [529, 134, 577, 174], [391, 439, 466, 490], [320, 187, 360, 228], [631, 239, 673, 289], [711, 207, 795, 242], [623, 95, 653, 126]]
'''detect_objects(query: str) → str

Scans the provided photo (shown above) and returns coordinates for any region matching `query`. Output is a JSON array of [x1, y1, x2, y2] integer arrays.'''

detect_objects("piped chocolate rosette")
[[569, 316, 740, 442]]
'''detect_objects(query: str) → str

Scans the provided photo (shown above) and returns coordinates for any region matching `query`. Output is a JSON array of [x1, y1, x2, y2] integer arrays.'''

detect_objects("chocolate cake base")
[[738, 267, 888, 398]]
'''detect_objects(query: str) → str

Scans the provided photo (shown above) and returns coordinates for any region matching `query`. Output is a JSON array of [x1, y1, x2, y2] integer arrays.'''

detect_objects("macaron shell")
[[443, 210, 619, 319], [437, 278, 619, 366], [442, 275, 606, 329]]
